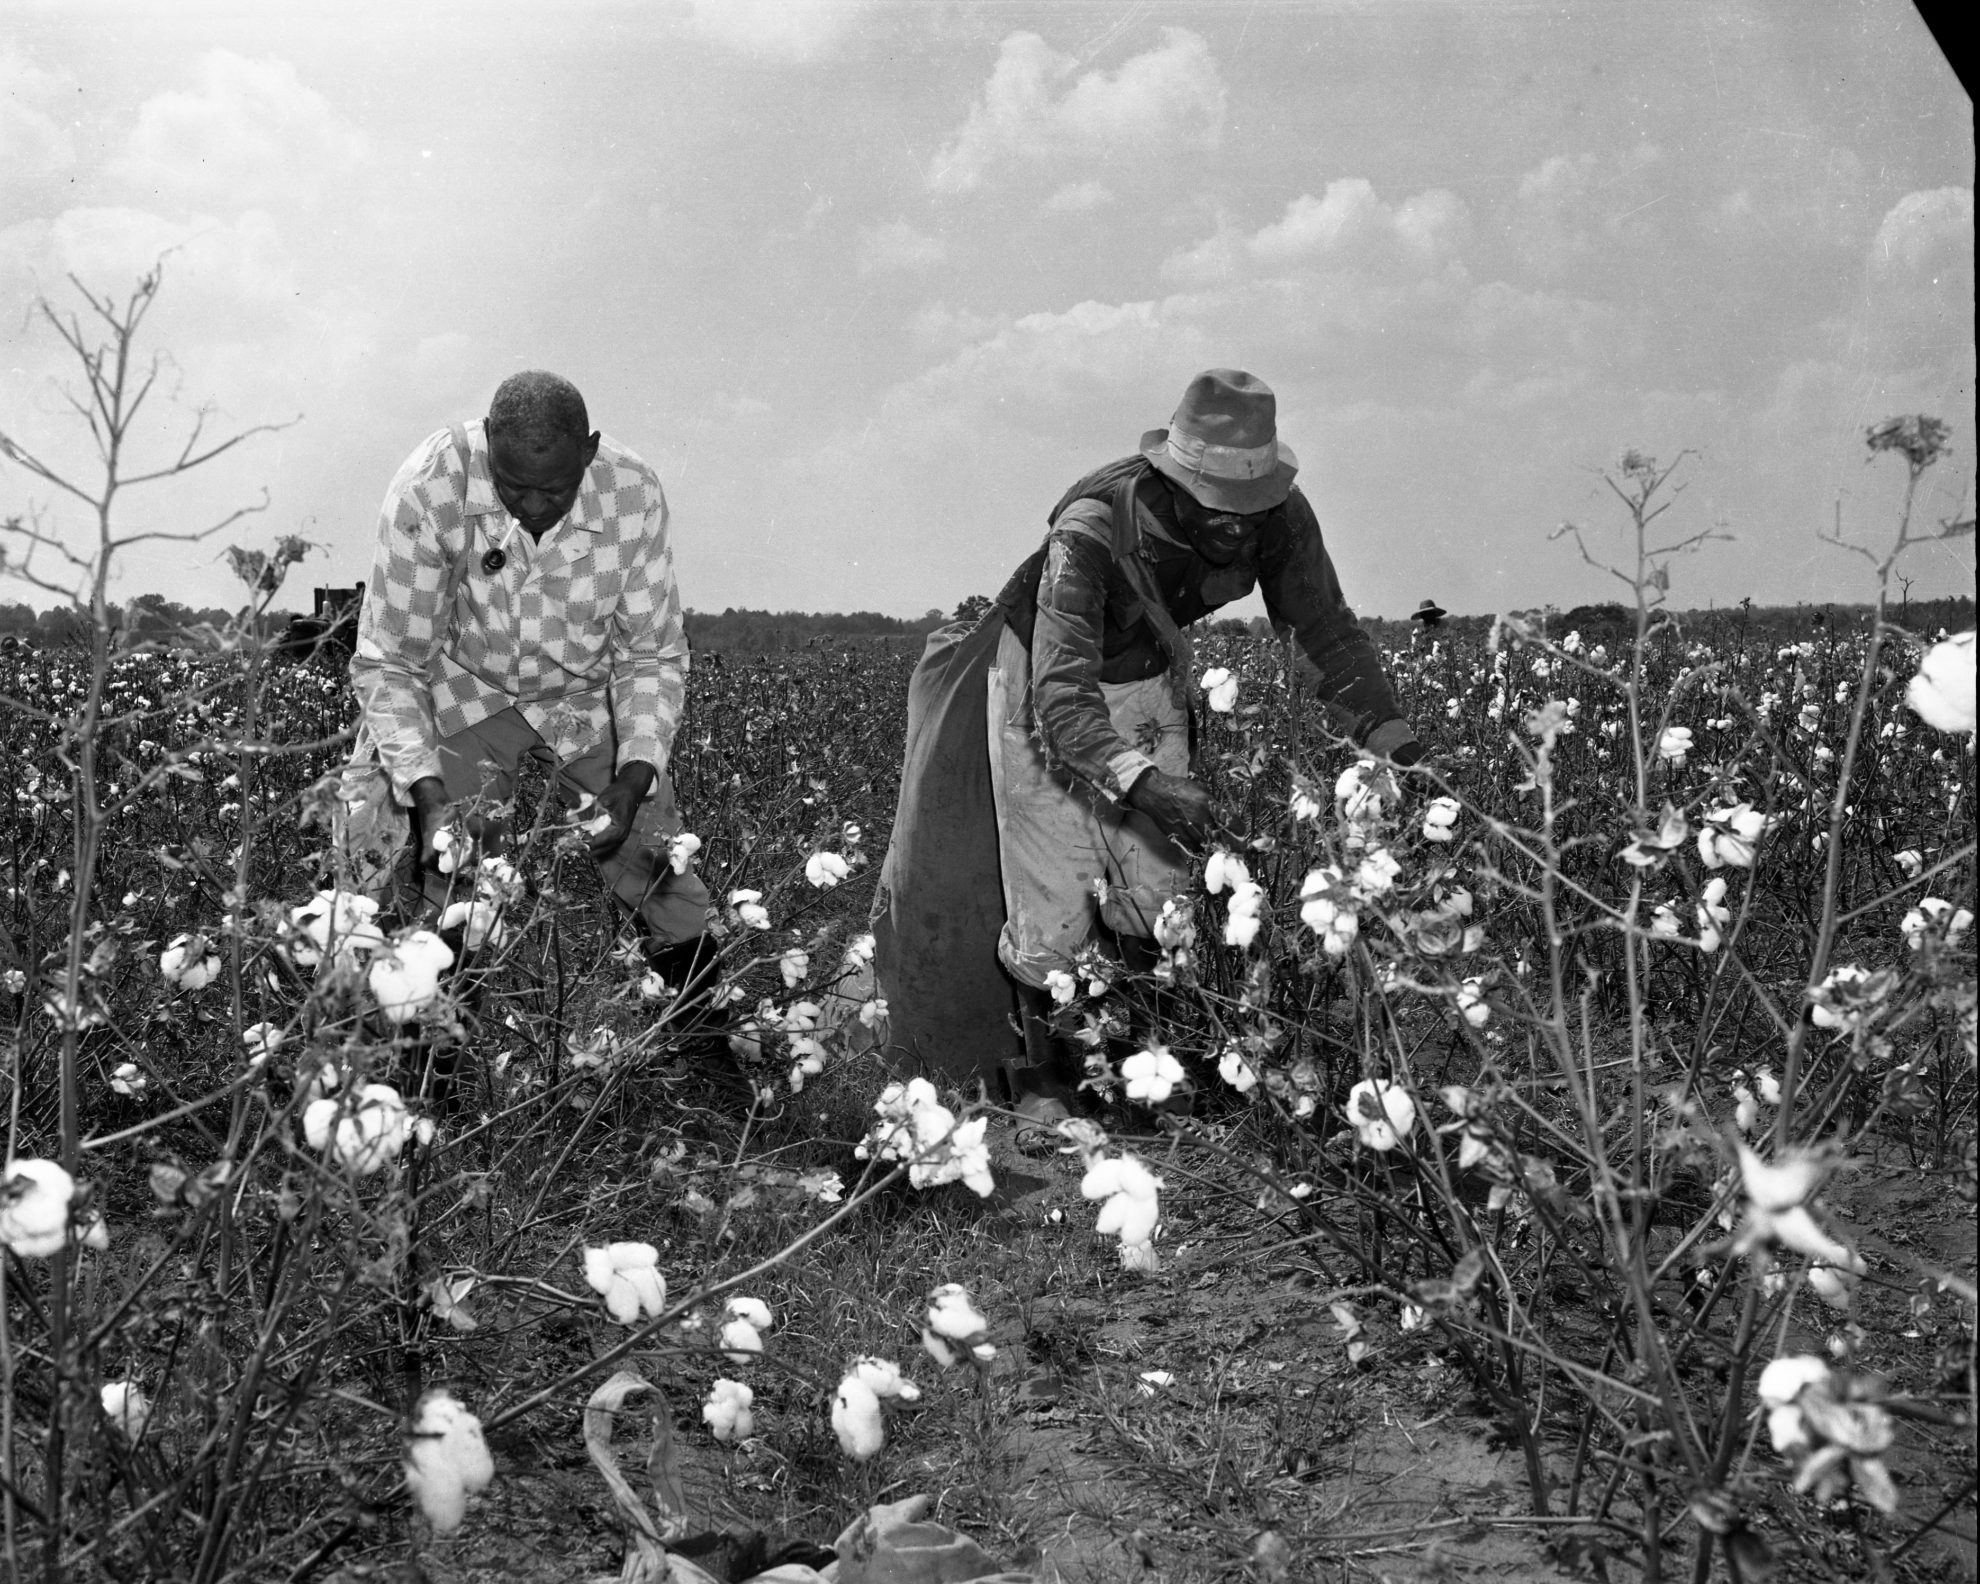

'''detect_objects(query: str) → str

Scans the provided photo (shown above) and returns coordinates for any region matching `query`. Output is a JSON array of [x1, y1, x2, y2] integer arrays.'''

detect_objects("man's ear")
[[582, 431, 601, 466]]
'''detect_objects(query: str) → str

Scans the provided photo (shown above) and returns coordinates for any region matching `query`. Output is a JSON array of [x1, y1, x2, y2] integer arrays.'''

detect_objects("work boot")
[[1006, 983, 1085, 1142], [645, 934, 756, 1105]]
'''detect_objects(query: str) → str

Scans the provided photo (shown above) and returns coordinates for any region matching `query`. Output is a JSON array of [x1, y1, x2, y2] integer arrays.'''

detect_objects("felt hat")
[[1140, 369, 1299, 515], [1410, 598, 1448, 624]]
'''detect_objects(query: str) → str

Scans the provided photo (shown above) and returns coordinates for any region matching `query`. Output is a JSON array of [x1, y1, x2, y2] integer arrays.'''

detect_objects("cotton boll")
[[1906, 630, 1976, 733], [726, 1296, 773, 1331], [832, 1375, 886, 1460], [404, 1391, 495, 1534], [720, 1319, 764, 1362], [702, 1379, 754, 1442], [100, 1380, 151, 1442]]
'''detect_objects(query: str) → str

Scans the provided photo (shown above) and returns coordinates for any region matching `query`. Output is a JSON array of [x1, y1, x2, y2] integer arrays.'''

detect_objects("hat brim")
[[1141, 428, 1298, 515]]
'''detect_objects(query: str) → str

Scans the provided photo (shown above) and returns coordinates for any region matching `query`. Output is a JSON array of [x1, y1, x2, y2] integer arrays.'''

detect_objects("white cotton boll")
[[367, 931, 455, 1024], [719, 1319, 764, 1362], [1082, 1155, 1162, 1248], [804, 851, 850, 889], [1203, 849, 1249, 894], [159, 934, 222, 991], [1758, 1355, 1830, 1407], [1756, 1070, 1781, 1105], [1806, 1264, 1854, 1310], [849, 1356, 921, 1401], [1344, 1079, 1415, 1152], [728, 890, 771, 930], [832, 1375, 886, 1460], [404, 1390, 495, 1535], [110, 1062, 147, 1097], [726, 1296, 773, 1331], [305, 1084, 413, 1176], [925, 1283, 990, 1345], [1457, 978, 1489, 1028], [1121, 1045, 1184, 1105], [1906, 630, 1976, 733], [1894, 848, 1925, 880], [1736, 1143, 1820, 1212], [668, 832, 703, 874], [1217, 1045, 1257, 1094], [1199, 667, 1238, 713], [779, 947, 809, 989], [100, 1380, 151, 1442], [1044, 968, 1078, 1006], [1421, 796, 1461, 843], [241, 1022, 284, 1066], [702, 1379, 754, 1442], [1734, 1086, 1759, 1135], [1656, 726, 1693, 764], [1223, 880, 1265, 948]]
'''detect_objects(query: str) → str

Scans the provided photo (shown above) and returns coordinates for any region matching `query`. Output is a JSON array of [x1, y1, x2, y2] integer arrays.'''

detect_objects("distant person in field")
[[872, 369, 1425, 1124], [341, 371, 727, 1089]]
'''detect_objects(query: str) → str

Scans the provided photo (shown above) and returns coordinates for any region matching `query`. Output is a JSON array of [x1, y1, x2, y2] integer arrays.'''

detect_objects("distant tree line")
[[684, 606, 950, 657], [1, 592, 1970, 655]]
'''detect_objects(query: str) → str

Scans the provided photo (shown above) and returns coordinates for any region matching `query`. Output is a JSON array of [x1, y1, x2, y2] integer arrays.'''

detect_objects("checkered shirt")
[[350, 420, 688, 799]]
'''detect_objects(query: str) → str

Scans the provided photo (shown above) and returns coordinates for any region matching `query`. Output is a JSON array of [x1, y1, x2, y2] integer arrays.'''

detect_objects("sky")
[[1, 0, 1972, 623]]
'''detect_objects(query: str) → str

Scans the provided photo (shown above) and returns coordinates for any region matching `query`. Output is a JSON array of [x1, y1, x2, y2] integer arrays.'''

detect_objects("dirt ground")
[[324, 1122, 1974, 1584]]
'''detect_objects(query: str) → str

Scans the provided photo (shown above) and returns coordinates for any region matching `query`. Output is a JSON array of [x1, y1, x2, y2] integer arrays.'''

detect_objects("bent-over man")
[[341, 370, 725, 1092]]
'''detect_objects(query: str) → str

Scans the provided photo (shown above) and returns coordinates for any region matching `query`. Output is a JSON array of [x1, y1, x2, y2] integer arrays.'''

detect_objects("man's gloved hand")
[[408, 776, 459, 874], [589, 760, 656, 860], [1126, 769, 1216, 848]]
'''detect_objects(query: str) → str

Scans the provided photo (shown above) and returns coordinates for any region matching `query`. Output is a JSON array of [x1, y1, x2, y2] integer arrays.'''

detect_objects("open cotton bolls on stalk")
[[404, 1391, 495, 1534]]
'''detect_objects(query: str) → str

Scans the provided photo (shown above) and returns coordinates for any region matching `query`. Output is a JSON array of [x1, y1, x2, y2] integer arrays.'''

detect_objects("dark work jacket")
[[993, 456, 1413, 798]]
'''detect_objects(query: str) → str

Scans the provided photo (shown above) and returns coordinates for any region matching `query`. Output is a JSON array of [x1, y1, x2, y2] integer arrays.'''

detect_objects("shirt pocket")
[[530, 548, 623, 634]]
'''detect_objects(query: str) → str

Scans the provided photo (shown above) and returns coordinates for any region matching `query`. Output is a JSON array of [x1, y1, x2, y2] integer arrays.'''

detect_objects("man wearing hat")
[[872, 369, 1424, 1122]]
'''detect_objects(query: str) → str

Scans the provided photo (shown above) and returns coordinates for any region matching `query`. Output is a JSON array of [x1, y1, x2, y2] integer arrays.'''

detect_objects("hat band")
[[1165, 428, 1280, 482]]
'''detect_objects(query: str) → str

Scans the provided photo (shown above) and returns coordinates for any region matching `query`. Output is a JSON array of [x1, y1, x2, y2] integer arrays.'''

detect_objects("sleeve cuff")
[[1364, 719, 1423, 765], [1107, 748, 1157, 799]]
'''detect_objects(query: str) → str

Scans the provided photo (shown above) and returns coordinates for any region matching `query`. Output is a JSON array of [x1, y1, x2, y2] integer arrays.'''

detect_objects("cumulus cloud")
[[0, 48, 76, 183], [111, 52, 366, 211], [1872, 186, 1973, 275], [929, 29, 1224, 194], [856, 219, 947, 275], [1512, 145, 1666, 273], [684, 0, 879, 61], [1162, 181, 1470, 285]]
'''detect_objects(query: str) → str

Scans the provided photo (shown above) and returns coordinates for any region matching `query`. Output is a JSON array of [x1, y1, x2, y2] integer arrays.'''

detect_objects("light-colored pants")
[[987, 624, 1193, 987], [333, 707, 709, 945]]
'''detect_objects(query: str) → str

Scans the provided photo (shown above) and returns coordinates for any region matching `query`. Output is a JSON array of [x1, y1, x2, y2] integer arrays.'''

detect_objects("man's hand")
[[1126, 769, 1215, 848], [408, 775, 462, 874], [589, 760, 656, 859]]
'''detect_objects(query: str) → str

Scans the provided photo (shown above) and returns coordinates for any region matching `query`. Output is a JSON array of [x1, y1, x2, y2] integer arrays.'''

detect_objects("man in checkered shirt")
[[348, 371, 721, 1070]]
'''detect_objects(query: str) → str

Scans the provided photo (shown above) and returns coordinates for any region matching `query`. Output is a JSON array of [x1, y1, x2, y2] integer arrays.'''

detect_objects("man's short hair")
[[488, 371, 590, 446]]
